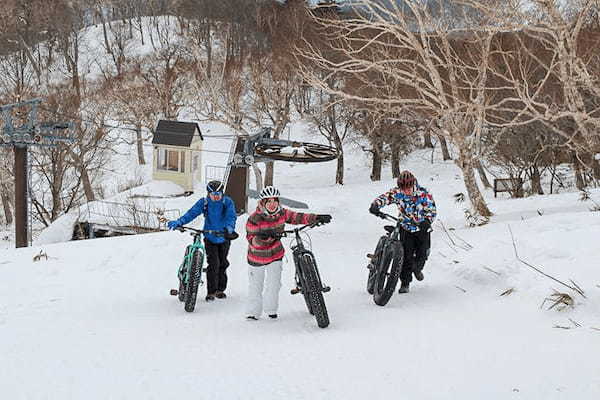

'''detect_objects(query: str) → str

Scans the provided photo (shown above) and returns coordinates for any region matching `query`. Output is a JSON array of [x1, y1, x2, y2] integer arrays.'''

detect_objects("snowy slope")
[[2, 137, 600, 399]]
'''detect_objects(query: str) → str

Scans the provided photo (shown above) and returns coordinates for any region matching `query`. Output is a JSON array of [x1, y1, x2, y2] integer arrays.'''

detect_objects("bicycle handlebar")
[[176, 226, 239, 240], [272, 221, 328, 238], [377, 212, 399, 222]]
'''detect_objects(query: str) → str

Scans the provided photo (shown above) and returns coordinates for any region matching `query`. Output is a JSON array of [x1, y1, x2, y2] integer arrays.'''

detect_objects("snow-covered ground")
[[1, 126, 599, 399]]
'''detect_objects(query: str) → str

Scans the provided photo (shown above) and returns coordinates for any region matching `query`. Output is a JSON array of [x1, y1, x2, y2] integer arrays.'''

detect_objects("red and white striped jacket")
[[245, 206, 317, 266]]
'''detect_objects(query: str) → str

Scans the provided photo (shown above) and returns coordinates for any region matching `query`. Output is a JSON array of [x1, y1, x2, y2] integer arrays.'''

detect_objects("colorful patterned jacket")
[[371, 183, 437, 233], [245, 206, 317, 266]]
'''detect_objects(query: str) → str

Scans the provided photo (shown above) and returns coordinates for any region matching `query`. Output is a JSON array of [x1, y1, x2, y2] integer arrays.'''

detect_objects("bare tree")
[[308, 87, 353, 184], [0, 149, 14, 225], [295, 0, 506, 216]]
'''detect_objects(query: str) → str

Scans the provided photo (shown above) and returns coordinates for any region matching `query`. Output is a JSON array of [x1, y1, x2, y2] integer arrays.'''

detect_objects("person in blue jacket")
[[167, 180, 238, 301]]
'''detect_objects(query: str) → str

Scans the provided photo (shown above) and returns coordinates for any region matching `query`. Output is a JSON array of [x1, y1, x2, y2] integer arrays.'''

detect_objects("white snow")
[[2, 134, 600, 399]]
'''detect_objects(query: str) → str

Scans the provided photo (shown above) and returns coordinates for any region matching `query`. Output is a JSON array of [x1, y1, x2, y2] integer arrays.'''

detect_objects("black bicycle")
[[366, 212, 405, 306], [277, 223, 330, 328], [169, 226, 237, 312]]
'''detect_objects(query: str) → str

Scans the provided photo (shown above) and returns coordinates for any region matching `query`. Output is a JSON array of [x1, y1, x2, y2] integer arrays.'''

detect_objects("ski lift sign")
[[0, 99, 74, 147]]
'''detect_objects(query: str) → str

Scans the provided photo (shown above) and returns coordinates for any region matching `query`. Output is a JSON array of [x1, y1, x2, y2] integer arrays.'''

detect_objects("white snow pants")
[[246, 260, 283, 317]]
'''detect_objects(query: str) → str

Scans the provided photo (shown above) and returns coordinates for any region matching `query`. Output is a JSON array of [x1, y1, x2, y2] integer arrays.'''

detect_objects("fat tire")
[[184, 250, 203, 312], [373, 240, 403, 306], [301, 254, 329, 328], [178, 246, 192, 302], [367, 236, 388, 294]]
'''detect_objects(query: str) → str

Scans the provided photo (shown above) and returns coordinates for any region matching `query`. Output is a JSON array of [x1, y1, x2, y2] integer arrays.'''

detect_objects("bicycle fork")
[[290, 249, 331, 295]]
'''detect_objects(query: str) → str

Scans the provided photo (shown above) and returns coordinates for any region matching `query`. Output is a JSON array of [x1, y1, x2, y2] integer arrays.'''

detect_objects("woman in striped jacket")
[[245, 186, 332, 320]]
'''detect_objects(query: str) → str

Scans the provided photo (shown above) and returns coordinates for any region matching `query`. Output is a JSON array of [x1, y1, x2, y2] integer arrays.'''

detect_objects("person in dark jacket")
[[369, 170, 437, 293], [167, 180, 237, 301]]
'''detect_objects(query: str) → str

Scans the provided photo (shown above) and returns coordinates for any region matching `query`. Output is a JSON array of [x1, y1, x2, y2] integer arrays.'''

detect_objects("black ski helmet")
[[206, 180, 224, 194]]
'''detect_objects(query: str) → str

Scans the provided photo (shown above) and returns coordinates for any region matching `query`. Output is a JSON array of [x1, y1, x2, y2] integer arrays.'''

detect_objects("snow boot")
[[414, 270, 424, 281], [205, 294, 216, 302], [398, 283, 410, 294], [215, 292, 227, 299]]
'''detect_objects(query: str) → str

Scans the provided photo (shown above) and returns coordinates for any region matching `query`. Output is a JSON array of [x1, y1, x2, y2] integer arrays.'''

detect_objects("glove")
[[419, 219, 431, 232], [369, 204, 385, 219], [315, 214, 332, 224], [369, 203, 381, 216], [224, 230, 239, 240], [257, 230, 277, 240], [167, 220, 181, 230]]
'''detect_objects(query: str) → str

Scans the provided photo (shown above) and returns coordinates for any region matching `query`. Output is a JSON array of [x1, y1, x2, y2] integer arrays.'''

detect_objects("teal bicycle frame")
[[173, 226, 224, 312], [178, 233, 206, 287]]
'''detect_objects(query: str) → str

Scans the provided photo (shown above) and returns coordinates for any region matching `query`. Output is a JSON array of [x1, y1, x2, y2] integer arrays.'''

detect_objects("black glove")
[[223, 230, 239, 240], [369, 203, 380, 215], [257, 230, 277, 240], [369, 204, 384, 218], [315, 214, 332, 224], [419, 219, 431, 232]]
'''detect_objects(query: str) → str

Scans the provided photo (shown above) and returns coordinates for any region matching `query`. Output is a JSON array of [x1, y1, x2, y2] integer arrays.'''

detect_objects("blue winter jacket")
[[174, 196, 237, 244]]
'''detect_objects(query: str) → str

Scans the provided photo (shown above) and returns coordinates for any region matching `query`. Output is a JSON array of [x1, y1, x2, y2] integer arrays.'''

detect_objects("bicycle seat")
[[384, 225, 395, 234]]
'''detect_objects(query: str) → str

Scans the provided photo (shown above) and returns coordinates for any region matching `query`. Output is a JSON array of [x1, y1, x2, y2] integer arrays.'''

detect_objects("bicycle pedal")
[[169, 289, 178, 296], [322, 286, 331, 293], [290, 287, 301, 295], [366, 253, 375, 259]]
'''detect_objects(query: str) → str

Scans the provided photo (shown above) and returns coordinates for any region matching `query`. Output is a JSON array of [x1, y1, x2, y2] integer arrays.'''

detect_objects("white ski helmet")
[[259, 186, 280, 200]]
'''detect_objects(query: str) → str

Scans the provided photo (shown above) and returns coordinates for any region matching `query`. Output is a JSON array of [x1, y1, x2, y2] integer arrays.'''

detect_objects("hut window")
[[158, 148, 183, 172]]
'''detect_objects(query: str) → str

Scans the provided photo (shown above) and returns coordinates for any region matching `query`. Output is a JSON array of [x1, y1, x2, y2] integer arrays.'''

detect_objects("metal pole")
[[14, 145, 28, 248]]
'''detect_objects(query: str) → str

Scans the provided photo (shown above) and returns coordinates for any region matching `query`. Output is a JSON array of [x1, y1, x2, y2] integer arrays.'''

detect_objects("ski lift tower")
[[0, 99, 74, 248]]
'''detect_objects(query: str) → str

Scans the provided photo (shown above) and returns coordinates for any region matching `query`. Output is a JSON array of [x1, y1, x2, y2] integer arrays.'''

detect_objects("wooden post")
[[14, 145, 28, 248], [224, 138, 249, 215]]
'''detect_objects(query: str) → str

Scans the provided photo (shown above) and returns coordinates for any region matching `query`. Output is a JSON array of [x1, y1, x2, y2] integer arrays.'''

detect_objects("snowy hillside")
[[1, 133, 600, 399]]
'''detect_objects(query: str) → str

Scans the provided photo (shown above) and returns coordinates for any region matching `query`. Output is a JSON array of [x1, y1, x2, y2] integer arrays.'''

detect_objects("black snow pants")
[[399, 229, 431, 285], [204, 239, 231, 295]]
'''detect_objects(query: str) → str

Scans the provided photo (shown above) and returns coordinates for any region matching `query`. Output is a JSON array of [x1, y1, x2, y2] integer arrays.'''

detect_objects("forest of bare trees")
[[1, 0, 600, 228]]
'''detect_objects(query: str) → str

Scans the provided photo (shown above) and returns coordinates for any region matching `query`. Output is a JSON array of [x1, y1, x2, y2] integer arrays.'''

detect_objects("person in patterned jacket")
[[245, 186, 332, 320], [369, 170, 437, 293]]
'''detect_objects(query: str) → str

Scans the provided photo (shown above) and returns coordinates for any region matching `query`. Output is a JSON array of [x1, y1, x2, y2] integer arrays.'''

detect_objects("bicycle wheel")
[[301, 253, 329, 328], [367, 236, 388, 295], [255, 141, 337, 163], [373, 240, 404, 306], [178, 246, 192, 302], [184, 250, 204, 312]]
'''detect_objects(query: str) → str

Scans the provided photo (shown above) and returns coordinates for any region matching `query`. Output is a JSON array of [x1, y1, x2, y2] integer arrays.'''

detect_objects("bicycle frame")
[[176, 227, 225, 284], [178, 232, 205, 285]]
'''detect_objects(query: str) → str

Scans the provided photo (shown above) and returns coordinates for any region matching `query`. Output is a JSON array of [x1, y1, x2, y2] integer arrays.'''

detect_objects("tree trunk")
[[592, 158, 600, 182], [335, 152, 344, 185], [370, 141, 383, 182], [458, 147, 493, 217], [423, 131, 434, 148], [136, 124, 146, 165], [476, 160, 492, 189], [264, 161, 274, 187], [573, 154, 585, 190], [80, 166, 95, 202], [438, 135, 451, 161], [138, 16, 145, 45], [0, 182, 12, 225], [530, 165, 544, 195], [205, 20, 212, 79], [391, 141, 401, 178], [333, 134, 344, 185]]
